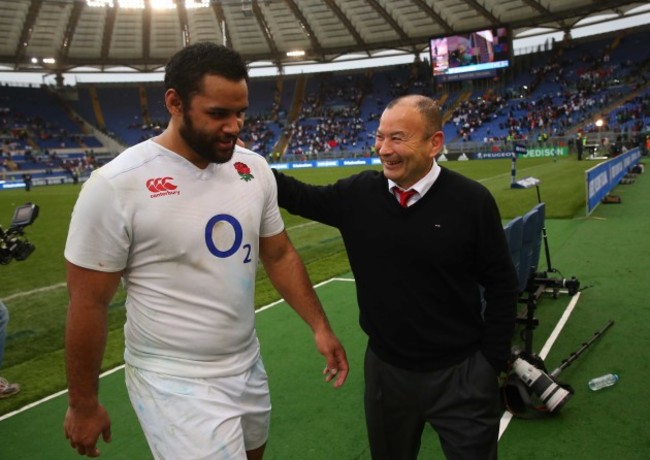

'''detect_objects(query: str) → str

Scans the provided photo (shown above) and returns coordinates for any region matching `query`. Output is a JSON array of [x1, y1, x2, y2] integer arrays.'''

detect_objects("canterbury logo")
[[146, 177, 177, 192], [146, 177, 180, 198]]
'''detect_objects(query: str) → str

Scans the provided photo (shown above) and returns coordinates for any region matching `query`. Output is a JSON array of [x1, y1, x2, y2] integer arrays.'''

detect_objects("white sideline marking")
[[0, 389, 68, 422], [0, 360, 127, 422], [498, 291, 582, 440], [287, 221, 318, 230], [8, 274, 562, 445], [477, 162, 556, 184], [0, 276, 356, 422], [2, 223, 318, 303], [4, 282, 67, 302]]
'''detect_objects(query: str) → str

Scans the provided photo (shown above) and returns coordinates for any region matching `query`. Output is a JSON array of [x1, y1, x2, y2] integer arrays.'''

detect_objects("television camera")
[[502, 320, 614, 417], [501, 184, 612, 416], [0, 202, 39, 265], [504, 352, 573, 415], [533, 273, 580, 297]]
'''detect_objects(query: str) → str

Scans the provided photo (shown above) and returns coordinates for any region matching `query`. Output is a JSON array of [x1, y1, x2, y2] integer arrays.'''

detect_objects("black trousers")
[[364, 346, 501, 460]]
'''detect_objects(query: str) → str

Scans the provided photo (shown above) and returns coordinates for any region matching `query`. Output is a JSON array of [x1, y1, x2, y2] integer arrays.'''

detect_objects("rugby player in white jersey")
[[63, 42, 348, 459]]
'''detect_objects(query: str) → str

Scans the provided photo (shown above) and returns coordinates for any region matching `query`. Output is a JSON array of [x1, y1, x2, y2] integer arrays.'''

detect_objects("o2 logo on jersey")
[[204, 214, 252, 263]]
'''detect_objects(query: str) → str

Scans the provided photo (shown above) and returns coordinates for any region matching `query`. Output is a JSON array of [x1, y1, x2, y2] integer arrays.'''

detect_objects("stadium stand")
[[1, 25, 649, 190]]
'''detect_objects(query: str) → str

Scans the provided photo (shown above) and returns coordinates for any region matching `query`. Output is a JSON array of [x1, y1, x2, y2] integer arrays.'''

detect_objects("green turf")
[[0, 156, 648, 458], [0, 155, 611, 417]]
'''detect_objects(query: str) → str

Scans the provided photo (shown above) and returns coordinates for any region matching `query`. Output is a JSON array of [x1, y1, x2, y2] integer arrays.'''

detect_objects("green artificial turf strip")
[[1, 164, 648, 459], [0, 156, 627, 419]]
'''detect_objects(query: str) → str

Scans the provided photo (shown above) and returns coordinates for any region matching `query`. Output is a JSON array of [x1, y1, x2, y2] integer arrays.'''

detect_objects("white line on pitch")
[[3, 224, 319, 303], [498, 291, 582, 440], [4, 282, 67, 302], [0, 276, 356, 421]]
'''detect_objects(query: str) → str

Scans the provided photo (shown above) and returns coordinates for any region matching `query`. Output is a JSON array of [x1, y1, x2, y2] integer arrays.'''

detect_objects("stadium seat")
[[530, 202, 546, 273], [519, 207, 540, 293], [503, 216, 524, 290], [478, 217, 525, 316]]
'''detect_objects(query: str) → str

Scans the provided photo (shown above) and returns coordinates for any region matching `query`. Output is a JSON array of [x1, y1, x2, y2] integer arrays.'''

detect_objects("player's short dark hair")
[[164, 42, 249, 106]]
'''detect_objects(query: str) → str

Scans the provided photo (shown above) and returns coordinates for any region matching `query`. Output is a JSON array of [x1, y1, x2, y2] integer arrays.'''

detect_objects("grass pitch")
[[0, 155, 593, 414]]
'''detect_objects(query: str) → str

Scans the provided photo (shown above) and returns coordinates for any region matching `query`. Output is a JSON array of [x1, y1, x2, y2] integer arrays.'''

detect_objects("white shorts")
[[125, 358, 271, 460]]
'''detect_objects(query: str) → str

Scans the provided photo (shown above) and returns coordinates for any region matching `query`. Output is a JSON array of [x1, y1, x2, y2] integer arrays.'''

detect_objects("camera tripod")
[[531, 185, 580, 295], [517, 185, 581, 357], [549, 319, 614, 379]]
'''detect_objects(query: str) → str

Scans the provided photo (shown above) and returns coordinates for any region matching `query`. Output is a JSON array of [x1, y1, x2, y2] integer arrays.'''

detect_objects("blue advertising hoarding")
[[585, 147, 641, 215]]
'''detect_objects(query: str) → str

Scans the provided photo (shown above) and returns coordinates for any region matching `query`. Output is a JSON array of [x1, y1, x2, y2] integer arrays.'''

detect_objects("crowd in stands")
[[606, 92, 650, 133], [0, 89, 108, 184], [2, 145, 100, 184], [126, 119, 167, 145], [280, 73, 376, 159], [448, 32, 650, 146], [2, 27, 650, 184], [239, 115, 277, 157], [450, 93, 509, 142], [284, 111, 370, 160]]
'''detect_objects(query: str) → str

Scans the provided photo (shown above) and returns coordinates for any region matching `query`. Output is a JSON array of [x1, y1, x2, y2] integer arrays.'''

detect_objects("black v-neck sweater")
[[275, 167, 518, 372]]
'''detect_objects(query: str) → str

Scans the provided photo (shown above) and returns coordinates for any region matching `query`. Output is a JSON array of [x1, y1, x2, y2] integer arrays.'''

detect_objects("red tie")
[[394, 188, 417, 208]]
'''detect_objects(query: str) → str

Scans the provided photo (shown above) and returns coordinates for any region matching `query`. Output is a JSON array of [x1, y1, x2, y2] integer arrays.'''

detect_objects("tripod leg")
[[523, 292, 536, 357]]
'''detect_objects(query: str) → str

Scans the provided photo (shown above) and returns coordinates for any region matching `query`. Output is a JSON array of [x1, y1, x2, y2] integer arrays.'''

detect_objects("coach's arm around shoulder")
[[64, 261, 122, 457], [259, 230, 349, 388]]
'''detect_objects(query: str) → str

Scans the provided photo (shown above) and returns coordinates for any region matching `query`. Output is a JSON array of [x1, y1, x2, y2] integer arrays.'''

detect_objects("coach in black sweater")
[[274, 95, 518, 459]]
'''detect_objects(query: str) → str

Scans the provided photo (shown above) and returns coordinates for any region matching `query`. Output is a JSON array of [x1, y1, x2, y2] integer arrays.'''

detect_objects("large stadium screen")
[[429, 28, 511, 82]]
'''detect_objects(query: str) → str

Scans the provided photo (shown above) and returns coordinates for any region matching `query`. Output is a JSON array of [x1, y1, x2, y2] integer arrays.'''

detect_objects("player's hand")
[[64, 403, 112, 457], [315, 329, 349, 388]]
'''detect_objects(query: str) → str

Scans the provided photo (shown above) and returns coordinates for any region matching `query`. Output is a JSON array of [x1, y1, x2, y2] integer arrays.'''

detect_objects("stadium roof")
[[0, 0, 647, 75]]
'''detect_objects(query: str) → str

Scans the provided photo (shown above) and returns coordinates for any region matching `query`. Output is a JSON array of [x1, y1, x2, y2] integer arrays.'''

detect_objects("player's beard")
[[179, 110, 237, 164]]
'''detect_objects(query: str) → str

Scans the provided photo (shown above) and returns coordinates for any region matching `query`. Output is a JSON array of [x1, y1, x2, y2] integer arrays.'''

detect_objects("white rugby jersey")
[[65, 140, 284, 377]]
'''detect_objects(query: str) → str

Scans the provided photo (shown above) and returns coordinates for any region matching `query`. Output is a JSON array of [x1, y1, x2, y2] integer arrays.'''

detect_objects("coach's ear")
[[430, 130, 445, 159]]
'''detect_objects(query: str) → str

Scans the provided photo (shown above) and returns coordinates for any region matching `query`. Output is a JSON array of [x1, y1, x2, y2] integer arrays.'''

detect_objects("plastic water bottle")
[[588, 373, 619, 391]]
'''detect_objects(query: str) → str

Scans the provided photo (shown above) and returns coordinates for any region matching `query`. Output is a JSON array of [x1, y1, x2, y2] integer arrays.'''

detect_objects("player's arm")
[[259, 230, 349, 388], [64, 261, 122, 457]]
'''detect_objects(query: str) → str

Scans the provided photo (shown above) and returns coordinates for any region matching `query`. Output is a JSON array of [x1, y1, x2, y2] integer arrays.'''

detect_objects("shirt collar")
[[387, 161, 441, 196]]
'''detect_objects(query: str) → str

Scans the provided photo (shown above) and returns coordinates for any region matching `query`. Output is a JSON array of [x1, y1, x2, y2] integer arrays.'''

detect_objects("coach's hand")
[[64, 403, 112, 457]]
